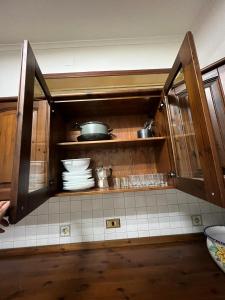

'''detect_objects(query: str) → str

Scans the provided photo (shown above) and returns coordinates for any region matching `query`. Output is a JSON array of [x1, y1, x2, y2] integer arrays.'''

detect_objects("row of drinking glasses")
[[113, 173, 168, 189]]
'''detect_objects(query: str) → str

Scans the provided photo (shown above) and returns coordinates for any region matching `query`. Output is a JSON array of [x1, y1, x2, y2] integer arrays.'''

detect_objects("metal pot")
[[75, 121, 112, 136], [137, 128, 154, 138], [137, 119, 155, 138]]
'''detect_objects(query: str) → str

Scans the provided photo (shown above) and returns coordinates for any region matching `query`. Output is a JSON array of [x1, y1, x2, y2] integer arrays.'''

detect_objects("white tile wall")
[[1, 189, 225, 249]]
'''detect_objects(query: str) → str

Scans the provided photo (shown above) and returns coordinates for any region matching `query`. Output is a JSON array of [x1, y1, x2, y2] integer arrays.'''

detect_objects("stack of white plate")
[[61, 158, 95, 191], [29, 161, 47, 192]]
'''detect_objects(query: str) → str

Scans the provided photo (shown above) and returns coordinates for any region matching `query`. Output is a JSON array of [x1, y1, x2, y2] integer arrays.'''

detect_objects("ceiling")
[[0, 0, 206, 44]]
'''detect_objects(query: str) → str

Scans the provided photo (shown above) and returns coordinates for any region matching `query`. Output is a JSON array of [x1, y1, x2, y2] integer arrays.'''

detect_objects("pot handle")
[[108, 128, 113, 133], [74, 122, 81, 130]]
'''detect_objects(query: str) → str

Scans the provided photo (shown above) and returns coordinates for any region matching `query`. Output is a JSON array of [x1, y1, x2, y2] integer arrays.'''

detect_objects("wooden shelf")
[[56, 137, 166, 148], [55, 185, 175, 197]]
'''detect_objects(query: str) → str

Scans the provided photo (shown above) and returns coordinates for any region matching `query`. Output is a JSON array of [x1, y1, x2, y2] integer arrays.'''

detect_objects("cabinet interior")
[[52, 94, 172, 195]]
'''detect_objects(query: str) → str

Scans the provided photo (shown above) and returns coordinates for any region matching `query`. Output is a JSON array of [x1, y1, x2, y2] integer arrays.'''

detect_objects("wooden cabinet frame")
[[163, 32, 225, 206], [4, 32, 225, 223]]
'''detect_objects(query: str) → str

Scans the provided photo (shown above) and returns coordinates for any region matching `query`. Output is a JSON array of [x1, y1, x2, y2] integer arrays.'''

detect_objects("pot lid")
[[80, 121, 110, 128]]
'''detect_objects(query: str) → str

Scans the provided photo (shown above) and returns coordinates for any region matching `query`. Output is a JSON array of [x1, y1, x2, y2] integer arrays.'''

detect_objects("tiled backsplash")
[[1, 189, 225, 249]]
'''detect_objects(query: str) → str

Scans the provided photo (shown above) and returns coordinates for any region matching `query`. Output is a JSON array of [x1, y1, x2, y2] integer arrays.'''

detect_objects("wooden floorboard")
[[0, 240, 224, 300]]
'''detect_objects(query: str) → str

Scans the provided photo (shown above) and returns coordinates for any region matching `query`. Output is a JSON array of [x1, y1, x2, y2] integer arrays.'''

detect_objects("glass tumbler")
[[113, 177, 121, 189], [139, 175, 145, 187], [120, 177, 129, 188], [152, 173, 159, 186], [158, 173, 164, 186], [147, 174, 154, 186], [162, 173, 168, 186], [129, 175, 140, 188], [144, 174, 150, 187]]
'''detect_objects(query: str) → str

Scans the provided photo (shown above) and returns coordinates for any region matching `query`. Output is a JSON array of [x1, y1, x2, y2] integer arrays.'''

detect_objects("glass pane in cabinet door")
[[168, 69, 203, 180], [29, 78, 50, 192]]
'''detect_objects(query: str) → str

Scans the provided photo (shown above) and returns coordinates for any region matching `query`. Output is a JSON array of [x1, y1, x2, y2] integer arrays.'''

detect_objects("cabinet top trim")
[[44, 68, 171, 79], [202, 56, 225, 74]]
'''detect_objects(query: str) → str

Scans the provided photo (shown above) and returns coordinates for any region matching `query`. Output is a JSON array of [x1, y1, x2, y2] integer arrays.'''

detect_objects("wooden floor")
[[0, 240, 224, 300]]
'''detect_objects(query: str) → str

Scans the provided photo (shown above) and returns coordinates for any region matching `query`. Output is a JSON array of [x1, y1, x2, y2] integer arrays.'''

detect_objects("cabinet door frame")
[[10, 40, 52, 223], [163, 31, 225, 206], [203, 69, 225, 169]]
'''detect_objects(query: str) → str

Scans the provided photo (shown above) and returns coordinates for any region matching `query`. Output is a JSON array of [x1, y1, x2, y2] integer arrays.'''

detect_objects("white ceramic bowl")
[[204, 226, 225, 273], [61, 158, 91, 172]]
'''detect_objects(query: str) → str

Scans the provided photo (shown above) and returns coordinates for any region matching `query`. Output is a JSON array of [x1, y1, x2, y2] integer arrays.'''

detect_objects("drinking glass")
[[162, 173, 168, 186], [128, 175, 134, 187], [139, 175, 145, 187], [113, 177, 121, 189], [148, 174, 154, 186], [128, 175, 140, 188], [152, 173, 158, 186], [144, 174, 150, 186], [120, 177, 129, 188], [158, 173, 164, 186]]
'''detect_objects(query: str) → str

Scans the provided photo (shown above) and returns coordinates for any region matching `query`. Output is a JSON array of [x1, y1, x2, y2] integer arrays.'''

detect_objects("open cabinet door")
[[164, 31, 225, 207], [9, 41, 52, 223]]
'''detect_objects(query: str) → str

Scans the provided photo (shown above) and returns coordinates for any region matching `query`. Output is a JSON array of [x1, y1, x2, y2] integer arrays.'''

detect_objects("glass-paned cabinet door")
[[168, 70, 203, 180], [29, 79, 49, 193], [164, 32, 225, 207], [10, 41, 52, 223]]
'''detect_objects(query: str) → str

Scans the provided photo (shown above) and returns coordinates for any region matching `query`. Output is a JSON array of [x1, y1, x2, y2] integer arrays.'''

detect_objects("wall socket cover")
[[106, 218, 121, 228], [191, 215, 202, 226], [60, 224, 71, 237]]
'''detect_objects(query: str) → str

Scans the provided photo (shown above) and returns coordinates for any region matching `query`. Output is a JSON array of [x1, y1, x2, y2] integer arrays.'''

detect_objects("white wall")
[[0, 50, 21, 97], [1, 189, 225, 249], [192, 0, 225, 68], [1, 1, 225, 97], [0, 37, 182, 97]]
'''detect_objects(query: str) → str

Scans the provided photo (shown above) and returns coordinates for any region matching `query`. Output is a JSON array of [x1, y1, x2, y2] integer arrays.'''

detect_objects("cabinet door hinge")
[[49, 180, 55, 186], [50, 101, 55, 113], [168, 171, 176, 178], [159, 101, 165, 112]]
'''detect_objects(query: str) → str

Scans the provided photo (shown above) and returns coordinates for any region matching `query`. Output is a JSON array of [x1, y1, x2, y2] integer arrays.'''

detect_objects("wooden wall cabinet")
[[203, 67, 225, 171], [0, 101, 17, 201], [1, 32, 225, 224]]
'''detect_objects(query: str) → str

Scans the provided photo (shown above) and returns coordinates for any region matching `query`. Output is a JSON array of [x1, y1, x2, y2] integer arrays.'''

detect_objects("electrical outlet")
[[60, 224, 71, 237], [191, 215, 202, 226], [106, 218, 120, 229]]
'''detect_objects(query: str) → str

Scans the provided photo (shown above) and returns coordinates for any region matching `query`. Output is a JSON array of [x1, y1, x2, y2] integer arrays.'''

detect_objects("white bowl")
[[204, 226, 225, 273], [61, 158, 91, 172]]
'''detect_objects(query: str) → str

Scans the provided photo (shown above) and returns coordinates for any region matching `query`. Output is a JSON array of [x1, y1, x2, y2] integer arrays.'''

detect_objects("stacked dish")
[[29, 161, 47, 192], [61, 158, 95, 191]]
